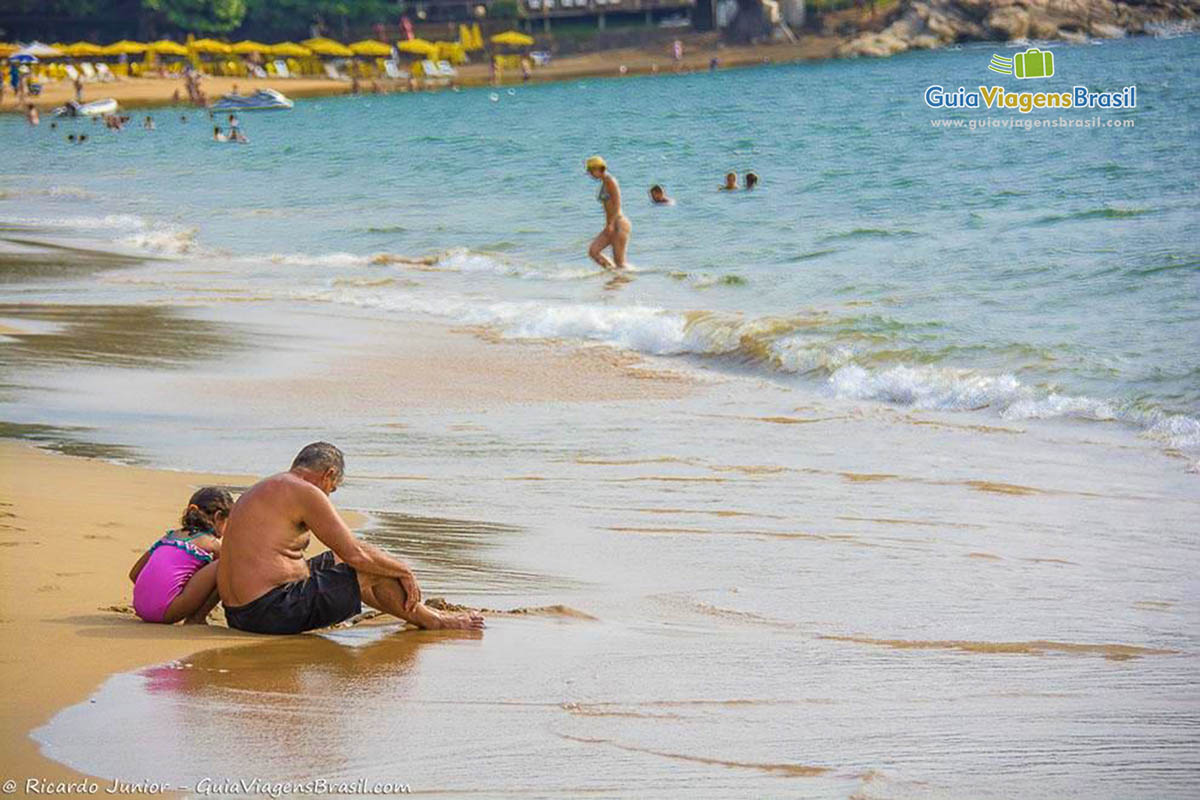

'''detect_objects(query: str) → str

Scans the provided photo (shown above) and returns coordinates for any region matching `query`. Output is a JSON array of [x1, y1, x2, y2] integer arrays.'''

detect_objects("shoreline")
[[0, 296, 701, 789], [3, 11, 1193, 116], [3, 37, 846, 115], [0, 441, 261, 795]]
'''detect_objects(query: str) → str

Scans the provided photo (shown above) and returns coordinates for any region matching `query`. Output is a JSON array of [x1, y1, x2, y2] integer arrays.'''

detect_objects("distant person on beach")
[[144, 115, 155, 130], [745, 172, 759, 190], [228, 113, 239, 134], [73, 72, 84, 103], [129, 487, 231, 625], [585, 155, 631, 271], [217, 442, 485, 634], [721, 172, 738, 191], [649, 184, 673, 205], [26, 103, 38, 126]]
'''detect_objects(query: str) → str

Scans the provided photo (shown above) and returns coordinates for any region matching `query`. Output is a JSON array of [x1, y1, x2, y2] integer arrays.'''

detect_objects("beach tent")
[[349, 39, 392, 57], [269, 42, 313, 57], [490, 31, 535, 47], [102, 40, 148, 55], [458, 25, 484, 52], [148, 40, 188, 56], [189, 38, 232, 54], [302, 38, 353, 57], [396, 38, 437, 57], [231, 40, 269, 55]]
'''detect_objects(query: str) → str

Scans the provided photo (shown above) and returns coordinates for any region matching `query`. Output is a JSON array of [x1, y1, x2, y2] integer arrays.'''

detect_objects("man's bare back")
[[217, 471, 327, 607], [219, 442, 484, 634]]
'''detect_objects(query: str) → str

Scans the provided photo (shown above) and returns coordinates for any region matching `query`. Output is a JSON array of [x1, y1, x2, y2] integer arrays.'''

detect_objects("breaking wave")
[[305, 285, 1200, 453]]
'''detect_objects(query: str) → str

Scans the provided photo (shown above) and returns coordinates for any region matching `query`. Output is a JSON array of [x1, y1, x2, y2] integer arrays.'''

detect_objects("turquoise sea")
[[4, 34, 1199, 452], [4, 32, 1200, 799]]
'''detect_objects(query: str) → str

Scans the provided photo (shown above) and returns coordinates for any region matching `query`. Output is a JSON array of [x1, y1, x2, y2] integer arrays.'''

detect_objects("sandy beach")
[[3, 29, 1198, 797], [0, 442, 258, 793], [1, 37, 840, 114]]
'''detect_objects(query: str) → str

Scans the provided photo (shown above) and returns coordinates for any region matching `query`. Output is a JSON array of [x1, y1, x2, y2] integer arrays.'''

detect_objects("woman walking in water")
[[585, 155, 631, 271]]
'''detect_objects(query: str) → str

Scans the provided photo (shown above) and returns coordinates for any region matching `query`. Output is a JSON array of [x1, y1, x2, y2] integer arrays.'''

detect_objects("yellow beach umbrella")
[[302, 37, 353, 57], [64, 41, 106, 57], [102, 40, 148, 55], [396, 38, 437, 57], [0, 42, 18, 57], [348, 39, 391, 57], [269, 41, 313, 58], [148, 40, 189, 56], [491, 31, 535, 47], [435, 42, 465, 64], [231, 40, 269, 55], [471, 23, 485, 51], [189, 38, 231, 54]]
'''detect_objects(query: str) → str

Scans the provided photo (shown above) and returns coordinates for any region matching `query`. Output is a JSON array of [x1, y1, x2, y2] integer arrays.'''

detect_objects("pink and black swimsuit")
[[132, 531, 214, 623]]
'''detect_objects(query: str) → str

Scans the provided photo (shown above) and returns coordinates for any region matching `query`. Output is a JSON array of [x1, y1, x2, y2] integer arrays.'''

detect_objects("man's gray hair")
[[291, 442, 344, 476]]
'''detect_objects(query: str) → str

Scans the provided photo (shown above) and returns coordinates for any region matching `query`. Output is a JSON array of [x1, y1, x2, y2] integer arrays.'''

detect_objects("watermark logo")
[[988, 48, 1055, 79], [923, 49, 1136, 118]]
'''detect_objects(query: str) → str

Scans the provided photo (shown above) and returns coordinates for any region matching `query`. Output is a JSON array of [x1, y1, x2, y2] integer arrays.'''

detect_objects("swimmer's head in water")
[[586, 155, 607, 177], [649, 184, 666, 202], [724, 172, 738, 189], [745, 172, 759, 189]]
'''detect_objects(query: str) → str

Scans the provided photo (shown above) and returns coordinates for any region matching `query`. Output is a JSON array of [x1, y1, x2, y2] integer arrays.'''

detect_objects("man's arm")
[[297, 484, 422, 611]]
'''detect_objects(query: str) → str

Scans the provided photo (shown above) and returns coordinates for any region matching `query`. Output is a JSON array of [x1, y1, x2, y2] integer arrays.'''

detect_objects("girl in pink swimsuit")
[[130, 487, 232, 624]]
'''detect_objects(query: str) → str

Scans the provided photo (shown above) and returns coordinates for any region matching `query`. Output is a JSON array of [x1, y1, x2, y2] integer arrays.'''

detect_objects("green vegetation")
[[491, 0, 520, 19], [142, 0, 248, 33], [5, 1, 418, 39]]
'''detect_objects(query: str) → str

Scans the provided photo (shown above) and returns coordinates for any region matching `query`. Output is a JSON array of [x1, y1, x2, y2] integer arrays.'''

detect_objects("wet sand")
[[0, 442, 258, 793]]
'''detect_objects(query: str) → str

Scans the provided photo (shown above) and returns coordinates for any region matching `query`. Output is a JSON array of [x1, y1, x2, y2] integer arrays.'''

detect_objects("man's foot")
[[426, 609, 486, 630]]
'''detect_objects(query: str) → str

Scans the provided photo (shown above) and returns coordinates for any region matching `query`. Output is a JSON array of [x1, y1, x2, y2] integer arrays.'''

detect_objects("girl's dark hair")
[[181, 487, 233, 533]]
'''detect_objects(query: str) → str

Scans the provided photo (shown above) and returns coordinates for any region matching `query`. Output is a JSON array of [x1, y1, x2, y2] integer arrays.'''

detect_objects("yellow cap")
[[585, 155, 606, 172]]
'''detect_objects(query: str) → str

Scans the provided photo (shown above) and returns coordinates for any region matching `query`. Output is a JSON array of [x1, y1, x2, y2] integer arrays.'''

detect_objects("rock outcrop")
[[833, 0, 1199, 58]]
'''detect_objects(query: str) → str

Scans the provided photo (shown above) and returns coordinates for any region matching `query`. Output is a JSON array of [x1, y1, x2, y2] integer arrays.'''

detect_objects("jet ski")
[[53, 98, 118, 117], [210, 88, 294, 111]]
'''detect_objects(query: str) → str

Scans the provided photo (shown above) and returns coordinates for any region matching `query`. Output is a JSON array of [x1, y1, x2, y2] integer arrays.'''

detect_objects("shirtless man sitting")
[[219, 442, 485, 634]]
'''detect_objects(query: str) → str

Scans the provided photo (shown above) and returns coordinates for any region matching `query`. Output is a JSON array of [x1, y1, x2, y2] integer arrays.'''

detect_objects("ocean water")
[[3, 34, 1198, 452], [5, 33, 1200, 799]]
